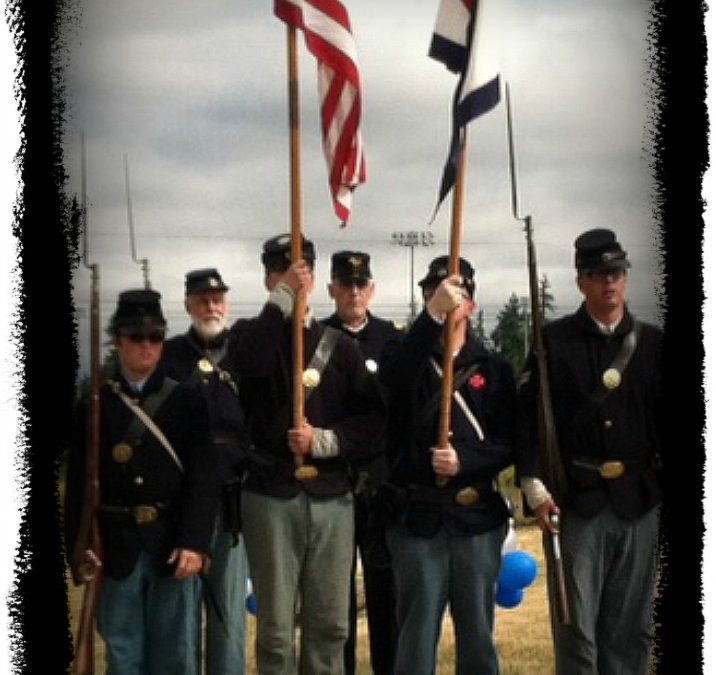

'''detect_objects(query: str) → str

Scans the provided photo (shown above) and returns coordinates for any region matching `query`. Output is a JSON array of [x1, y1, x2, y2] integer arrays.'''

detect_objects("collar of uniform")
[[187, 326, 228, 350], [342, 316, 369, 335], [576, 303, 633, 337], [116, 368, 165, 398]]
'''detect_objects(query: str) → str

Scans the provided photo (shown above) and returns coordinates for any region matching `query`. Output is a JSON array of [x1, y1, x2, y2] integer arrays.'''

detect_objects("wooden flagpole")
[[436, 132, 469, 486], [286, 24, 317, 481]]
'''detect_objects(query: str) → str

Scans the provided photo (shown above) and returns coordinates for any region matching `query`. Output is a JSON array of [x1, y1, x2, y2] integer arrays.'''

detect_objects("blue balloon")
[[499, 550, 538, 590], [496, 584, 523, 609], [246, 593, 258, 616]]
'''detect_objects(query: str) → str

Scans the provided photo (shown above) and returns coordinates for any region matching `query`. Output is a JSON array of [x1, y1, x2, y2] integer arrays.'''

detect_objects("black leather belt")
[[407, 483, 492, 507], [100, 502, 167, 524], [570, 457, 649, 481]]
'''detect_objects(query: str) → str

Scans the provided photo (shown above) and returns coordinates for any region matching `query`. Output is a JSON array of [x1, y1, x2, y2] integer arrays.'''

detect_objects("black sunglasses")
[[336, 278, 370, 290], [125, 330, 164, 344]]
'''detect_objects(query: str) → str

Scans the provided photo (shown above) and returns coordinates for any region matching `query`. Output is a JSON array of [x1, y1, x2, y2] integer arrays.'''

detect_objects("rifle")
[[123, 153, 151, 289], [505, 84, 570, 624], [73, 133, 104, 674]]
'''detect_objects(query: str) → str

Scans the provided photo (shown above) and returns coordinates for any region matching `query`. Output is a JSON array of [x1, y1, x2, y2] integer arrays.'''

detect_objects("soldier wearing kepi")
[[230, 234, 387, 675], [379, 256, 516, 675], [65, 289, 221, 674], [516, 229, 664, 674], [161, 269, 251, 675], [322, 250, 401, 675]]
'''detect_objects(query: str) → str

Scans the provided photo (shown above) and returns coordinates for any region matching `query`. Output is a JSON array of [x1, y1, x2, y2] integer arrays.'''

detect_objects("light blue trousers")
[[241, 490, 354, 675], [205, 531, 249, 675], [387, 523, 505, 675], [554, 505, 659, 675], [97, 551, 201, 675]]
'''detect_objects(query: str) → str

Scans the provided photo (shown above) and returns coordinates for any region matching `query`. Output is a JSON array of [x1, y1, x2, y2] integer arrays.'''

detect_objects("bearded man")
[[162, 268, 251, 675]]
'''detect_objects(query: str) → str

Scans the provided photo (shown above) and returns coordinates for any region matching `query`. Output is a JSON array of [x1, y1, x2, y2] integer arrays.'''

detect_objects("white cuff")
[[520, 476, 553, 511], [268, 282, 295, 319], [310, 428, 339, 458], [426, 307, 445, 325]]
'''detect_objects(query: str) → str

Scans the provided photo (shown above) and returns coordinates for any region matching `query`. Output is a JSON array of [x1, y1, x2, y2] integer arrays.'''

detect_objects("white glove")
[[427, 276, 465, 321]]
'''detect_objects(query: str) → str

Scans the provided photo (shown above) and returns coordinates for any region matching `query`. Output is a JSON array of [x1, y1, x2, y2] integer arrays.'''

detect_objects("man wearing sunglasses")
[[516, 229, 664, 674], [65, 288, 221, 674], [322, 250, 402, 675], [162, 269, 251, 675]]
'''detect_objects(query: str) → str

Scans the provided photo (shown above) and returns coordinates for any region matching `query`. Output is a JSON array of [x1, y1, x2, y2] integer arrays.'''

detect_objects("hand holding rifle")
[[71, 546, 102, 585]]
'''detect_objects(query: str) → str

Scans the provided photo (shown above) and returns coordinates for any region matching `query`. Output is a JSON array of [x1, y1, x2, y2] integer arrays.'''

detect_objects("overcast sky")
[[62, 0, 661, 372], [0, 3, 709, 668]]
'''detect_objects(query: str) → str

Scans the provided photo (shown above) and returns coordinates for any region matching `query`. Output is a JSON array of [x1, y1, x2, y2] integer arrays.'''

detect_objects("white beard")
[[192, 315, 226, 340]]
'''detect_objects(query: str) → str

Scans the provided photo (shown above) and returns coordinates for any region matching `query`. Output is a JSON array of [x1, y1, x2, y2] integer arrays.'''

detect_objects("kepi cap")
[[261, 233, 316, 272], [184, 268, 229, 296], [574, 228, 630, 273], [418, 255, 476, 298], [109, 289, 167, 335], [331, 250, 372, 282]]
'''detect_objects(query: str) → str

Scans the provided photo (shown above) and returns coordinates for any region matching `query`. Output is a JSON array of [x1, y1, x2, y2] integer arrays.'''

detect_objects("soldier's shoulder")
[[635, 318, 662, 338], [162, 332, 192, 354], [320, 313, 341, 329], [370, 315, 405, 335], [542, 313, 578, 341]]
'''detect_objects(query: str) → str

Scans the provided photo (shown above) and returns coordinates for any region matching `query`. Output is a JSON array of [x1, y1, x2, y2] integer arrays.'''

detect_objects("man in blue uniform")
[[66, 289, 221, 674], [161, 269, 251, 675], [379, 256, 516, 675], [322, 250, 402, 675], [231, 235, 387, 675], [517, 229, 664, 674]]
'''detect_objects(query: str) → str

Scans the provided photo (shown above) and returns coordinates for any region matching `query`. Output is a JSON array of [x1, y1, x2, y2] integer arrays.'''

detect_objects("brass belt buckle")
[[133, 505, 158, 524], [599, 461, 625, 479], [294, 465, 319, 481], [454, 487, 480, 506]]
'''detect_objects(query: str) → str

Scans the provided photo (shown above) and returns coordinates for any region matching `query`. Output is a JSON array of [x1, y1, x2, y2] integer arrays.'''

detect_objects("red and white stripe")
[[275, 0, 366, 225]]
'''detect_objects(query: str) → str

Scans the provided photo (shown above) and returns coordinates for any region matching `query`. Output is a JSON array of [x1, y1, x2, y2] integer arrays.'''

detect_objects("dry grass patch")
[[67, 525, 555, 674]]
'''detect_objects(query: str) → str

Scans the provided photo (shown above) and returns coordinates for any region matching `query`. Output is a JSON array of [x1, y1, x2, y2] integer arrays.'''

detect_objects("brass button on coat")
[[112, 442, 133, 463]]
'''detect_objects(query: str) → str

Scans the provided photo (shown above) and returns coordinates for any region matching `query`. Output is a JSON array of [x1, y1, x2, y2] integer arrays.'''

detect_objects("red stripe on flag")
[[303, 33, 360, 87], [274, 0, 366, 225], [307, 0, 351, 32]]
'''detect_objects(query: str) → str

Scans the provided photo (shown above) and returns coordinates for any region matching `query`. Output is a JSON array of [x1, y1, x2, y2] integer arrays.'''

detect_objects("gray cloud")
[[65, 0, 659, 374]]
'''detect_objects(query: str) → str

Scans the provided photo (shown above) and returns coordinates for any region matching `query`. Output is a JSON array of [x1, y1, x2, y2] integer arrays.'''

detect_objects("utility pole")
[[390, 230, 435, 322]]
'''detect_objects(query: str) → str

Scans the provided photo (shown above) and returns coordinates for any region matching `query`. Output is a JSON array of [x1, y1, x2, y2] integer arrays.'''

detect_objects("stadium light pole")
[[391, 230, 435, 322]]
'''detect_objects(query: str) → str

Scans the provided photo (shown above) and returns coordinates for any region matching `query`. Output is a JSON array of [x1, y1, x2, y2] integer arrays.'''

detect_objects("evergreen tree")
[[473, 308, 487, 343], [490, 293, 529, 375], [540, 274, 556, 318]]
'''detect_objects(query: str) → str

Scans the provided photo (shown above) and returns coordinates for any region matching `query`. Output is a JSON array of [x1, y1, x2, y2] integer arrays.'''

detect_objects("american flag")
[[275, 0, 366, 226], [430, 0, 501, 212]]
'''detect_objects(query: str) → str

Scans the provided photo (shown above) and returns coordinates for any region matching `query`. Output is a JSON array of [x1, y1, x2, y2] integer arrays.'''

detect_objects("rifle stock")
[[73, 262, 103, 673]]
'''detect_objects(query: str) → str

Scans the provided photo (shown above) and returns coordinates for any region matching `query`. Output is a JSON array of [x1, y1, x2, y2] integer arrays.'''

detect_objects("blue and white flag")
[[430, 0, 501, 212]]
